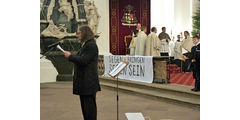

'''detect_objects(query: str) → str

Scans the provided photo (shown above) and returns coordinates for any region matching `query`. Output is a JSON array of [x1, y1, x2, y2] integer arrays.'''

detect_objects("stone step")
[[99, 76, 200, 108]]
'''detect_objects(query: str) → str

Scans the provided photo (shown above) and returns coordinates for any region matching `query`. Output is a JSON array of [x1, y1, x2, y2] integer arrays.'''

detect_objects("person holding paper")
[[63, 25, 101, 120], [190, 35, 200, 92], [181, 31, 194, 72], [181, 31, 194, 57]]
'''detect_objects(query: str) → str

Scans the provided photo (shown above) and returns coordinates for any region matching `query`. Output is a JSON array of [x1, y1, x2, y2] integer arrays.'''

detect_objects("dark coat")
[[190, 43, 200, 78], [69, 39, 101, 95]]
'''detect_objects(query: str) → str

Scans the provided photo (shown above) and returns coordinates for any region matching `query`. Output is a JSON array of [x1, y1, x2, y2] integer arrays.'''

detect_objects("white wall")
[[174, 0, 192, 37], [151, 0, 198, 39], [192, 0, 200, 16], [94, 0, 111, 55], [151, 0, 174, 35]]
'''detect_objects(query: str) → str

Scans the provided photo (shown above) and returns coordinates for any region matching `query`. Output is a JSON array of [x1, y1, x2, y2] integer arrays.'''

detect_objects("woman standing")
[[63, 25, 101, 120]]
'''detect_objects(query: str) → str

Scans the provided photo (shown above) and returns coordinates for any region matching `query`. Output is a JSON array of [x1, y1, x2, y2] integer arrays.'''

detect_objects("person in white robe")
[[168, 36, 175, 57], [160, 37, 169, 56], [181, 31, 194, 54], [129, 24, 141, 56], [174, 35, 185, 71], [129, 33, 137, 56], [145, 27, 161, 56], [174, 35, 182, 60], [133, 23, 141, 37], [180, 32, 184, 40], [135, 26, 147, 56], [179, 31, 194, 72]]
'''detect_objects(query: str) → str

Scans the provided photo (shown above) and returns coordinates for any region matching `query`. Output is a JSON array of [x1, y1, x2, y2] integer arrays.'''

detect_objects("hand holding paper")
[[57, 45, 65, 53], [63, 51, 71, 58], [57, 45, 71, 58]]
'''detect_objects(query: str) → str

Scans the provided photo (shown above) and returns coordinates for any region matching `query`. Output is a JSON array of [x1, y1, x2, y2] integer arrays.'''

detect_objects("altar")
[[98, 55, 171, 84]]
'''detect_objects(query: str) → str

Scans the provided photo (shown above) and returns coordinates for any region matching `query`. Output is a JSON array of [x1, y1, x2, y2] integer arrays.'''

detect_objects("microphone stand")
[[108, 61, 129, 120], [117, 76, 119, 120], [40, 47, 55, 59]]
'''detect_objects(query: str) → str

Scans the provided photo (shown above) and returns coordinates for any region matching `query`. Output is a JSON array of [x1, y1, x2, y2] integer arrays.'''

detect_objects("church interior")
[[40, 0, 200, 119], [2, 0, 240, 120]]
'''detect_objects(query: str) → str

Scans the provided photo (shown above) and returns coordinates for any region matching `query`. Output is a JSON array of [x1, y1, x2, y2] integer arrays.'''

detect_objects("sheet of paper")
[[108, 62, 128, 78], [57, 45, 65, 53], [125, 112, 145, 120], [182, 48, 188, 54]]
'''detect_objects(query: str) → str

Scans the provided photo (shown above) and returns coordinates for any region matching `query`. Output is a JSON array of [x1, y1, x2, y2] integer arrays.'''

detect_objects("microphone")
[[94, 32, 101, 39], [48, 40, 63, 48], [94, 35, 100, 38]]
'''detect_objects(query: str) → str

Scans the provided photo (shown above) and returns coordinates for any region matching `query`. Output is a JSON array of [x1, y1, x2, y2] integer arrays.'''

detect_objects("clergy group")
[[129, 23, 200, 92], [129, 23, 199, 64]]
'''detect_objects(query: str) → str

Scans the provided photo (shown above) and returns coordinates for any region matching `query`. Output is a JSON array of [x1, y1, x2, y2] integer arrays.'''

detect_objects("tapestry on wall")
[[109, 0, 150, 55]]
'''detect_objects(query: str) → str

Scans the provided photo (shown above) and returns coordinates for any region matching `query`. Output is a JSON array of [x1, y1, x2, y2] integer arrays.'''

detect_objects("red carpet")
[[170, 72, 195, 87], [168, 64, 195, 87]]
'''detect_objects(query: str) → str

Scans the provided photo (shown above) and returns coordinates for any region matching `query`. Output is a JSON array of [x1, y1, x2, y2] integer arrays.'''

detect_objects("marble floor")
[[40, 82, 200, 120]]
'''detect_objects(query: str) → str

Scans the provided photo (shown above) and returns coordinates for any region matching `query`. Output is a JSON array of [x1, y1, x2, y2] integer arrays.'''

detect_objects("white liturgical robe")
[[168, 40, 175, 56], [129, 36, 137, 56], [174, 40, 182, 60], [181, 36, 194, 52], [160, 39, 169, 53], [145, 32, 161, 56], [135, 31, 147, 56]]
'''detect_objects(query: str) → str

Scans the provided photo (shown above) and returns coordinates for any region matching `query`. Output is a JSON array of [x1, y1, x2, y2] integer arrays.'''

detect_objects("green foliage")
[[192, 7, 200, 36]]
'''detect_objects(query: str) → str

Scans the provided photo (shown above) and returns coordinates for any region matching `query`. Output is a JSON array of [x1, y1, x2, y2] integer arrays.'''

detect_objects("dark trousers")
[[181, 60, 186, 72], [193, 65, 200, 90], [79, 93, 97, 120]]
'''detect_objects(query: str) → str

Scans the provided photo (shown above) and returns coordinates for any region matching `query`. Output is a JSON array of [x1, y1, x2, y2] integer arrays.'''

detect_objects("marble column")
[[94, 0, 111, 55]]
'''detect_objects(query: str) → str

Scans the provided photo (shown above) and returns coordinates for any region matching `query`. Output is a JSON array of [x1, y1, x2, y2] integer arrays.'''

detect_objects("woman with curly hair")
[[64, 25, 101, 120]]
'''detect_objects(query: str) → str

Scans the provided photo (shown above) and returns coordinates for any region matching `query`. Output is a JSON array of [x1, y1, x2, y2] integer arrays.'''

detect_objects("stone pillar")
[[94, 0, 111, 55], [192, 0, 200, 16], [174, 0, 192, 36]]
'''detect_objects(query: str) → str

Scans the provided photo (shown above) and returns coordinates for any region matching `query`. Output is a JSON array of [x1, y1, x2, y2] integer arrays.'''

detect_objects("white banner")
[[103, 55, 153, 83]]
